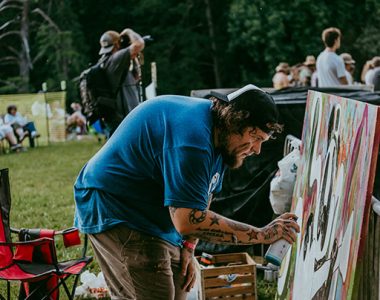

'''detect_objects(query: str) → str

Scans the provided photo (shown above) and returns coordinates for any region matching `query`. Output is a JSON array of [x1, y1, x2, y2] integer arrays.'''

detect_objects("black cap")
[[210, 84, 279, 134]]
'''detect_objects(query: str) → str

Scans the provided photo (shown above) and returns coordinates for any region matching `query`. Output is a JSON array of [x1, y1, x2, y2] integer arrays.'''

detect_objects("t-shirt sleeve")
[[3, 114, 10, 124], [212, 167, 225, 194], [162, 147, 212, 210], [336, 57, 346, 79], [105, 48, 131, 91]]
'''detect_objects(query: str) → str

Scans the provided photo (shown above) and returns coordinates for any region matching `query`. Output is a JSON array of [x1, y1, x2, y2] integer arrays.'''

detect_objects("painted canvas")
[[276, 91, 380, 299]]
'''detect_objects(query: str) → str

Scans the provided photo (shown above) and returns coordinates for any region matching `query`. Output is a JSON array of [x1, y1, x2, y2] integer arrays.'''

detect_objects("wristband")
[[182, 240, 196, 250]]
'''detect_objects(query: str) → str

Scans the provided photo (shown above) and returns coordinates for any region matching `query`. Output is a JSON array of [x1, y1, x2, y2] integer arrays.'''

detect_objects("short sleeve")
[[336, 57, 346, 79], [105, 48, 131, 91], [162, 147, 212, 210], [212, 169, 225, 194]]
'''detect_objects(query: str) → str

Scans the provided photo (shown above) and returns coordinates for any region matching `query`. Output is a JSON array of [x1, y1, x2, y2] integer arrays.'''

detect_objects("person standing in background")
[[299, 55, 316, 87], [340, 53, 356, 85], [272, 62, 290, 89], [97, 28, 145, 137], [364, 57, 380, 86], [316, 27, 348, 87]]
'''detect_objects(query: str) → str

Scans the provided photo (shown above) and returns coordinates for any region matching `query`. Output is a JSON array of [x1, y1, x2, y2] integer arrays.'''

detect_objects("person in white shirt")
[[4, 105, 40, 147], [0, 117, 23, 152], [364, 57, 380, 86], [316, 27, 348, 87]]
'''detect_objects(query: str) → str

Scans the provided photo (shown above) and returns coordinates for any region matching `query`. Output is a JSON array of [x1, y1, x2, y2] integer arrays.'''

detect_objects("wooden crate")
[[196, 252, 257, 300]]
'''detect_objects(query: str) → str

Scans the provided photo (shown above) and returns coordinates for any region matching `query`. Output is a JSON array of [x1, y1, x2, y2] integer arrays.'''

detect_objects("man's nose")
[[250, 142, 262, 155]]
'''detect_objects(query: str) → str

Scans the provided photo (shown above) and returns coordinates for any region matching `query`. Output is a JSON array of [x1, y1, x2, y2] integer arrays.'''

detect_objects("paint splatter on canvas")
[[277, 91, 380, 300]]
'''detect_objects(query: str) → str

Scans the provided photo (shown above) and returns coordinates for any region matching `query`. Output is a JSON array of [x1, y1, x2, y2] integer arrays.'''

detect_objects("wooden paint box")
[[195, 252, 257, 300]]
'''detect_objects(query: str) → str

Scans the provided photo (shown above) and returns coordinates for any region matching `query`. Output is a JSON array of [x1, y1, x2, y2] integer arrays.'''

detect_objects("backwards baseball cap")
[[99, 30, 120, 55], [210, 84, 280, 134]]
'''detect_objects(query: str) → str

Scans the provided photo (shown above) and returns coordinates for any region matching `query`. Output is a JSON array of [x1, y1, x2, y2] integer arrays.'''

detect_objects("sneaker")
[[10, 144, 22, 152], [19, 132, 29, 142], [31, 131, 40, 138]]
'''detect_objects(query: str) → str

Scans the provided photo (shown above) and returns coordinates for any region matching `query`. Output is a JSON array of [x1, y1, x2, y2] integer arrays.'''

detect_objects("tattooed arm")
[[169, 207, 299, 245]]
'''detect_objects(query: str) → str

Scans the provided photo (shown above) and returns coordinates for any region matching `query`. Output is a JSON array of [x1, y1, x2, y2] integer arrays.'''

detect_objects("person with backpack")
[[81, 29, 145, 138], [73, 84, 300, 299]]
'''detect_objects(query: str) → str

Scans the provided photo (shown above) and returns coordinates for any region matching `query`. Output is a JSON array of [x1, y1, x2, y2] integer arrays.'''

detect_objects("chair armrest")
[[0, 238, 57, 264], [10, 227, 21, 234], [10, 226, 88, 257], [11, 226, 78, 238], [0, 237, 54, 247]]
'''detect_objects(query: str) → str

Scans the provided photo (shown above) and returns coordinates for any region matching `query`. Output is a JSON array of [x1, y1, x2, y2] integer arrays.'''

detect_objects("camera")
[[142, 35, 154, 43], [119, 34, 154, 49]]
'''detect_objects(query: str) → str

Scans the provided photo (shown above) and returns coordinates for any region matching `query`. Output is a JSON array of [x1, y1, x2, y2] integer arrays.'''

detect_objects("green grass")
[[2, 139, 101, 230], [0, 138, 277, 299], [0, 138, 102, 299]]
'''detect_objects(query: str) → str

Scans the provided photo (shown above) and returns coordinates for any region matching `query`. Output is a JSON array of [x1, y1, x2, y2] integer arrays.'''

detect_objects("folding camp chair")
[[0, 168, 93, 299]]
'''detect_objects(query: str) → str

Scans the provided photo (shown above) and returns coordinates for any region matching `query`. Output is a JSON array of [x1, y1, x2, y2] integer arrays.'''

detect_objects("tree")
[[0, 0, 32, 92], [0, 0, 86, 99]]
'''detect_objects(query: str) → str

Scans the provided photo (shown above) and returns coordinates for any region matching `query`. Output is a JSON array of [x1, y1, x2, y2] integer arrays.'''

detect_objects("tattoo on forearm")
[[193, 228, 239, 244], [225, 219, 250, 232], [210, 215, 220, 226], [247, 229, 259, 241], [189, 209, 207, 224]]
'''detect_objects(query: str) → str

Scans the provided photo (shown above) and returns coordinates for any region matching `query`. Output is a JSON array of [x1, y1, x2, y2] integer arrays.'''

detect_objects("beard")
[[216, 130, 241, 169]]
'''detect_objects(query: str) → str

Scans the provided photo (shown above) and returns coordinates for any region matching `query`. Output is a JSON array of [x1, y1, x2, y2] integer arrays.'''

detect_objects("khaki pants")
[[89, 225, 188, 300]]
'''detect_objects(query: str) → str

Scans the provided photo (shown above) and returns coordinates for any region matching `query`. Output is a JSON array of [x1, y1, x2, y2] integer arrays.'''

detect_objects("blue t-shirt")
[[74, 95, 225, 246]]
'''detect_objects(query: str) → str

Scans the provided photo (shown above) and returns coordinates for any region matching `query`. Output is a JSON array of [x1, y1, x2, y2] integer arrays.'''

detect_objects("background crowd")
[[272, 27, 380, 90]]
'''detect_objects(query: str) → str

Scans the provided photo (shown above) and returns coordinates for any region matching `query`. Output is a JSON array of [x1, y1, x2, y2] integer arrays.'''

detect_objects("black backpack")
[[79, 56, 117, 125]]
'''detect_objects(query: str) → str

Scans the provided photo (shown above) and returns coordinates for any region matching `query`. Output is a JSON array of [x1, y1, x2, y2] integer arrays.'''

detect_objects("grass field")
[[0, 138, 276, 299], [0, 138, 102, 298]]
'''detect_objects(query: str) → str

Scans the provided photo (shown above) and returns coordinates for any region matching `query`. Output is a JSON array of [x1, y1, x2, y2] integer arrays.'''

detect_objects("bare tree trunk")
[[204, 0, 221, 88], [19, 0, 31, 92]]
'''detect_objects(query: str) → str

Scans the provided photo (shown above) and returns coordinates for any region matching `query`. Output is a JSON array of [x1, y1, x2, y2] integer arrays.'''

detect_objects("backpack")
[[79, 56, 116, 125]]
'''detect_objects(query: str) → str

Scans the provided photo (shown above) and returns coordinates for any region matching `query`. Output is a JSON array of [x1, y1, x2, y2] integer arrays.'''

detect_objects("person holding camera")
[[98, 28, 145, 137]]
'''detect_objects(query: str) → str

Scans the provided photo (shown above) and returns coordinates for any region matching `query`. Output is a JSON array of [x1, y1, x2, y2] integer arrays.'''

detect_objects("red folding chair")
[[0, 168, 93, 299]]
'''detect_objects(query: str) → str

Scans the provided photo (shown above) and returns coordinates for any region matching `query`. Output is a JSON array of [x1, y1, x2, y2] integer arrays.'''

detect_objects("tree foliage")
[[0, 0, 379, 99]]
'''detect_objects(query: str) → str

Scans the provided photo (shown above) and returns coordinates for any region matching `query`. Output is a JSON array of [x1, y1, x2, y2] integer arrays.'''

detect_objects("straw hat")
[[275, 62, 290, 73], [340, 53, 355, 65], [371, 56, 380, 68], [304, 55, 316, 66]]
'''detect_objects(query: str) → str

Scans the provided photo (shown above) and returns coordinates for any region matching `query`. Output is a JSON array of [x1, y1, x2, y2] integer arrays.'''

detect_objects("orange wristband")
[[182, 240, 196, 250]]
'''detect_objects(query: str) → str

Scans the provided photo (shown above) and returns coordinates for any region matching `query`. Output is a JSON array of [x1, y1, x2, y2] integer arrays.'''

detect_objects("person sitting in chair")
[[4, 105, 40, 148], [0, 117, 23, 152]]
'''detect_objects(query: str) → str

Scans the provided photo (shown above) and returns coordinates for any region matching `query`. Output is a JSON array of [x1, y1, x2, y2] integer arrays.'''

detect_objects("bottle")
[[265, 238, 292, 267]]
